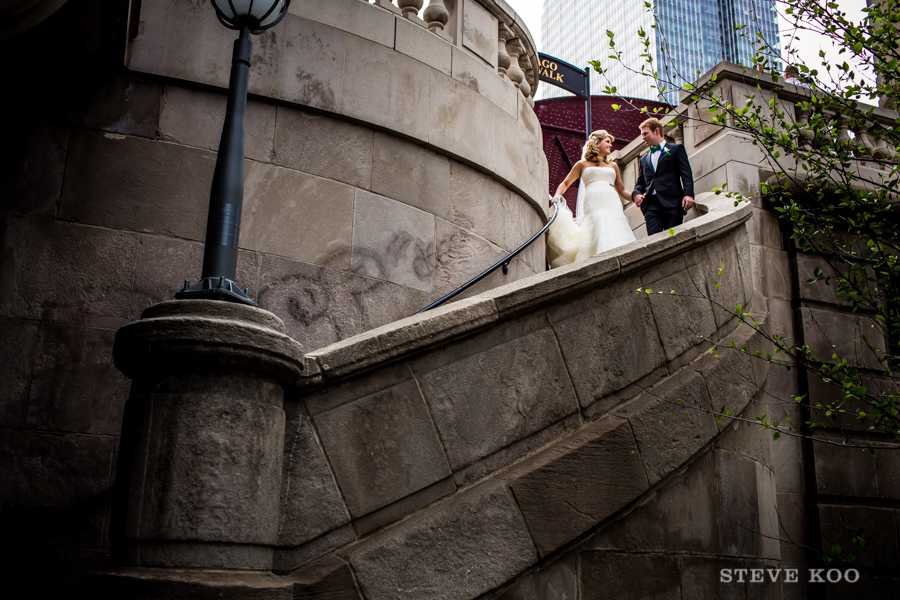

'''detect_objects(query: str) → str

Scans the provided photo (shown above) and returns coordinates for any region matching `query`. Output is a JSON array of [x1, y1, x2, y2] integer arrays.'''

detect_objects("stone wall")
[[0, 0, 546, 591]]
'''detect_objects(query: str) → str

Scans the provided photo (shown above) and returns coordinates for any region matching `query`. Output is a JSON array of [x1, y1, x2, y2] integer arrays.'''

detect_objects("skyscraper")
[[539, 0, 781, 104]]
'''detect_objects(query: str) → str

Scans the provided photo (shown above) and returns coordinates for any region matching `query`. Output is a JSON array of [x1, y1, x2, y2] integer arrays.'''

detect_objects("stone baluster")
[[506, 38, 525, 91], [397, 0, 423, 19], [855, 124, 875, 157], [518, 54, 532, 98], [873, 130, 893, 160], [423, 0, 449, 34], [497, 23, 513, 81], [668, 121, 685, 144], [835, 114, 852, 147], [796, 106, 815, 147], [373, 0, 402, 15]]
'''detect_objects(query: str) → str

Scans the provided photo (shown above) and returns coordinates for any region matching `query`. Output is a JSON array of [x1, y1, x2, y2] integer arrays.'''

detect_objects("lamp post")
[[176, 0, 290, 305]]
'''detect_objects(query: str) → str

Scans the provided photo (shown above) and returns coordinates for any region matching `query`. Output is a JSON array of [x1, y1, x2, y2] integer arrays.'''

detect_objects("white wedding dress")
[[547, 166, 637, 268]]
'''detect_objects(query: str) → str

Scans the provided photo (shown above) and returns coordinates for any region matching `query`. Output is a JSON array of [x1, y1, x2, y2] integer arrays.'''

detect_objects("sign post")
[[538, 53, 592, 140]]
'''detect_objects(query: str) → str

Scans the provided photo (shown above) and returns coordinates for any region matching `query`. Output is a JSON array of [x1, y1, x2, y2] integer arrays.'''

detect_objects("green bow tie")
[[650, 144, 662, 152]]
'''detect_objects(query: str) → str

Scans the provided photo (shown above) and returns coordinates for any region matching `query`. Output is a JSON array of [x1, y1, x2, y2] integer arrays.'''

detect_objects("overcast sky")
[[504, 0, 870, 82]]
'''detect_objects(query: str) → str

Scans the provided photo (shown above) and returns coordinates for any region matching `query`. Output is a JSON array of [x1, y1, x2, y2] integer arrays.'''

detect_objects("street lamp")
[[176, 0, 290, 305]]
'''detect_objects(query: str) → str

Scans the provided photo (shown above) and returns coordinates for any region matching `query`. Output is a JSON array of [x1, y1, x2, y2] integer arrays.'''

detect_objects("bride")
[[547, 130, 637, 268]]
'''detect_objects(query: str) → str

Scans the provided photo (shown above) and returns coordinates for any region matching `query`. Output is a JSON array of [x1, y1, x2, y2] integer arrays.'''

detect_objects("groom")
[[632, 118, 694, 235]]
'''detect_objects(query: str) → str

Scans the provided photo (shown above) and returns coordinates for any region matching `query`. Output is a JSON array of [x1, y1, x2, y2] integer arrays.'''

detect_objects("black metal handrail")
[[416, 198, 561, 314]]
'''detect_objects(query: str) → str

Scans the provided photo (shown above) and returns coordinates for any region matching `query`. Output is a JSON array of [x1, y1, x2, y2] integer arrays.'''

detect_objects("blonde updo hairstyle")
[[583, 130, 615, 164]]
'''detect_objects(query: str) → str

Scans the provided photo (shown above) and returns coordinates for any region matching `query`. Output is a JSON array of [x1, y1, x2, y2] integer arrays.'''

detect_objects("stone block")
[[251, 15, 346, 112], [451, 46, 517, 116], [579, 552, 681, 600], [256, 250, 427, 352], [351, 477, 456, 537], [351, 190, 435, 293], [289, 0, 395, 48], [749, 245, 792, 301], [795, 253, 842, 305], [748, 206, 783, 250], [547, 276, 666, 409], [0, 123, 68, 217], [617, 370, 718, 486], [691, 327, 758, 430], [0, 318, 38, 427], [395, 16, 452, 75], [693, 236, 745, 330], [25, 324, 129, 435], [725, 161, 762, 197], [495, 555, 577, 600], [430, 72, 498, 172], [370, 133, 451, 217], [159, 86, 275, 162], [344, 480, 536, 600], [273, 108, 374, 189], [499, 417, 648, 556], [679, 555, 746, 600], [341, 34, 430, 141], [430, 218, 506, 300], [278, 409, 350, 547], [88, 568, 294, 600], [494, 101, 546, 205], [461, 0, 498, 66], [757, 462, 780, 559], [312, 377, 451, 518], [0, 429, 115, 507], [242, 161, 354, 269], [716, 449, 762, 557], [0, 216, 138, 327], [272, 525, 356, 574], [777, 491, 808, 568], [287, 556, 362, 599], [813, 435, 878, 497], [642, 265, 718, 362], [818, 504, 899, 568], [798, 307, 884, 369], [68, 75, 161, 139], [876, 445, 900, 499], [59, 130, 215, 241], [413, 312, 577, 471]]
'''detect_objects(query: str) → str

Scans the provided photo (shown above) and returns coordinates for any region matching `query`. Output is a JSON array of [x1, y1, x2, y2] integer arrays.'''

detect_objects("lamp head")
[[211, 0, 290, 34]]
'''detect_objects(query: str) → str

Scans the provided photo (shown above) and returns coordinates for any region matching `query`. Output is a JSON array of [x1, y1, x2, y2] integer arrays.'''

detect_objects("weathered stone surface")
[[288, 0, 395, 48], [278, 409, 349, 547], [589, 450, 720, 555], [242, 161, 354, 269], [748, 206, 783, 249], [351, 191, 435, 293], [451, 46, 517, 116], [351, 477, 456, 537], [642, 263, 718, 362], [59, 130, 215, 241], [678, 556, 746, 600], [256, 254, 427, 351], [461, 0, 498, 65], [345, 480, 536, 600], [798, 307, 885, 369], [0, 429, 115, 507], [0, 318, 38, 427], [430, 73, 497, 172], [430, 217, 506, 299], [69, 75, 161, 139], [716, 449, 762, 557], [813, 435, 878, 497], [273, 525, 356, 574], [771, 404, 804, 493], [617, 370, 718, 485], [776, 491, 808, 568], [795, 252, 843, 304], [370, 133, 451, 216], [756, 462, 780, 559], [749, 245, 791, 301], [413, 312, 577, 471], [396, 16, 452, 75], [287, 555, 362, 599], [548, 276, 666, 409], [159, 86, 275, 162], [496, 555, 578, 600], [818, 504, 899, 568], [342, 34, 430, 141], [494, 100, 546, 205], [273, 108, 374, 189], [579, 552, 681, 600], [0, 216, 138, 327], [0, 124, 68, 217], [500, 417, 648, 556], [695, 236, 746, 330], [25, 324, 129, 435], [691, 326, 758, 430], [876, 444, 900, 499], [312, 378, 451, 517], [88, 568, 294, 600]]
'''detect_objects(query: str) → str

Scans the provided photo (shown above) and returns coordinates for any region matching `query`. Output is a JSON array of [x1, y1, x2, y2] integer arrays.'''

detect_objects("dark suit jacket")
[[631, 143, 694, 212]]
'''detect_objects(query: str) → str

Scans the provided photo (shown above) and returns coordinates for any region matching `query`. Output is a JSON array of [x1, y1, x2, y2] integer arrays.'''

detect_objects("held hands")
[[682, 196, 694, 211], [634, 194, 645, 207]]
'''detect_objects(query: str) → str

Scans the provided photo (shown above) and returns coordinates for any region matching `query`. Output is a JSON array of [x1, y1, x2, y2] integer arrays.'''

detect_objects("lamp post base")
[[175, 276, 257, 305]]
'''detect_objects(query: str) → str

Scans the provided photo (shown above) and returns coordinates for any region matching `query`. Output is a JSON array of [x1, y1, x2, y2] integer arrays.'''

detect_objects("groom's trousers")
[[643, 198, 683, 236]]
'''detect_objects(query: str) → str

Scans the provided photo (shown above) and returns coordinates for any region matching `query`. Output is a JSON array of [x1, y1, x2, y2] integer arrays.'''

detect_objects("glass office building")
[[540, 0, 781, 104]]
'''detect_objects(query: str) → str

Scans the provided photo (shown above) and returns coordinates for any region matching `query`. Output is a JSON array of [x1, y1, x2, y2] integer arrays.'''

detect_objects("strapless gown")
[[547, 166, 637, 268]]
